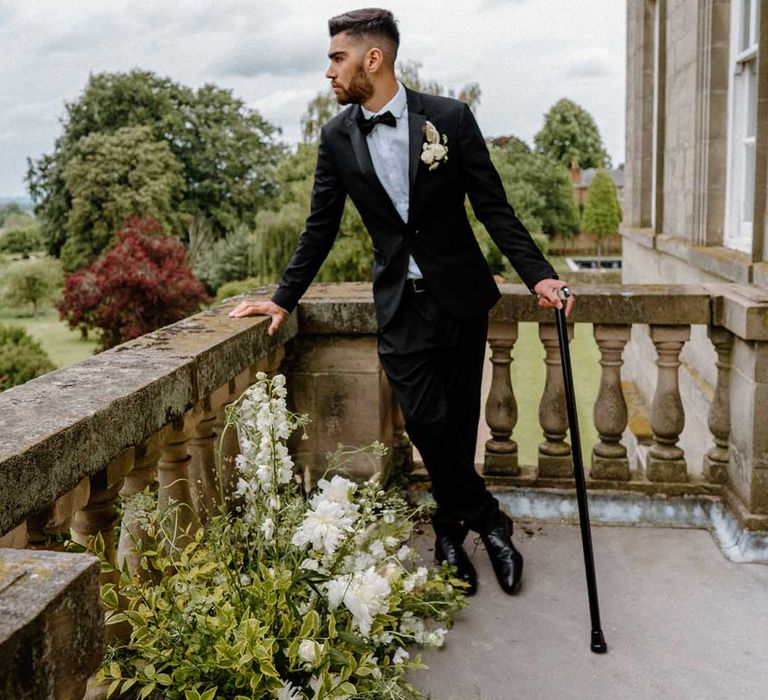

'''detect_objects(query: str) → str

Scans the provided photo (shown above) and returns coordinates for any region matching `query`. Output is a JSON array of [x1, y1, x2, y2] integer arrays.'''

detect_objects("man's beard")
[[334, 65, 374, 105]]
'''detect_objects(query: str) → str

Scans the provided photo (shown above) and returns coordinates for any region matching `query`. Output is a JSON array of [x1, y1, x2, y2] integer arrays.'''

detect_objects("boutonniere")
[[421, 120, 448, 171]]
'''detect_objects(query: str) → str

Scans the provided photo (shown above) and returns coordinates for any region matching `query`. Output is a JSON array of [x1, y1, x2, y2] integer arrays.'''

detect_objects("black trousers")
[[377, 283, 502, 538]]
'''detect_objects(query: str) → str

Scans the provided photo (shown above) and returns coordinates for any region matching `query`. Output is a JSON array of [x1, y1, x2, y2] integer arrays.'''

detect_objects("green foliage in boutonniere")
[[420, 121, 448, 171]]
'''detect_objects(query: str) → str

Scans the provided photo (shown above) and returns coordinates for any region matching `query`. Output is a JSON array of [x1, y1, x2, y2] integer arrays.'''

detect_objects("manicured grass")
[[510, 322, 601, 468], [0, 306, 98, 368]]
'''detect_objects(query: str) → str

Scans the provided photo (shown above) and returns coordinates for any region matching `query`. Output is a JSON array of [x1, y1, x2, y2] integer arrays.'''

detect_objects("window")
[[724, 0, 760, 253]]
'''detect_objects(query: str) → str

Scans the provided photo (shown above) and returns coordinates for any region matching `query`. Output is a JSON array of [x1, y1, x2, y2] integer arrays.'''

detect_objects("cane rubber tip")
[[590, 630, 608, 654]]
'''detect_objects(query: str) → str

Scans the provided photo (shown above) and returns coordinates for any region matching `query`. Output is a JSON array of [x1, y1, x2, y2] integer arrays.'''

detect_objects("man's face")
[[325, 31, 374, 105]]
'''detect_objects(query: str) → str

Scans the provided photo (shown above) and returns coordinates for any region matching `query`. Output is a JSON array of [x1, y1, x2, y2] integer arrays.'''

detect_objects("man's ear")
[[365, 46, 384, 74]]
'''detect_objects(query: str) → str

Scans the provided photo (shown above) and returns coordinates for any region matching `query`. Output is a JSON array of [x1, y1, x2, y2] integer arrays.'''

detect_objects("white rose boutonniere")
[[421, 120, 448, 171]]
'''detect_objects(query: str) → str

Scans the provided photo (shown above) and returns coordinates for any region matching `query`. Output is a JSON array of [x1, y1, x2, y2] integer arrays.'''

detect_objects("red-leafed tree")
[[58, 216, 209, 350]]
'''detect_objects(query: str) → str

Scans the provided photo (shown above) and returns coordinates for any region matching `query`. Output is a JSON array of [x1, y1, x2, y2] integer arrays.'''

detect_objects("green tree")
[[193, 224, 252, 293], [0, 325, 56, 391], [581, 170, 622, 258], [26, 69, 284, 256], [534, 98, 610, 169], [60, 126, 185, 272], [0, 224, 44, 258], [1, 257, 63, 316]]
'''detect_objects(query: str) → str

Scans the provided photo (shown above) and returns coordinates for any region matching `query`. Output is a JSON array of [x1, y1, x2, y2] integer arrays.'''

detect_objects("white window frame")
[[724, 0, 760, 253]]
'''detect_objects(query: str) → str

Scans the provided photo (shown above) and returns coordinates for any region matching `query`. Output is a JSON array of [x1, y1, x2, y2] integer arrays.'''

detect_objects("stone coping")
[[2, 282, 767, 536]]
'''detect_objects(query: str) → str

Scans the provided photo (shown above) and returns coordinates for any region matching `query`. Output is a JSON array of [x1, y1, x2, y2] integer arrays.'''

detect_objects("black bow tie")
[[357, 110, 397, 135]]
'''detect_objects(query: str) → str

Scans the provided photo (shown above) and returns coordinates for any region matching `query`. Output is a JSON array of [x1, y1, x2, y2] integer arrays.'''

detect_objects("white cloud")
[[0, 0, 626, 195]]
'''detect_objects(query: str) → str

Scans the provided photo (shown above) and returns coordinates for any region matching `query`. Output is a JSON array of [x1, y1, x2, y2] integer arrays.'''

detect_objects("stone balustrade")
[[1, 281, 768, 696]]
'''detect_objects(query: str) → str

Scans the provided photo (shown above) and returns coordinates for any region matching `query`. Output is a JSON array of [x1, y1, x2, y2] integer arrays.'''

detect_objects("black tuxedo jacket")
[[272, 87, 557, 328]]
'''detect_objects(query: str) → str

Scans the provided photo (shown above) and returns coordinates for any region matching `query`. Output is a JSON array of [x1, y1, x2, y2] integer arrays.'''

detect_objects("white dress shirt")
[[360, 82, 423, 280]]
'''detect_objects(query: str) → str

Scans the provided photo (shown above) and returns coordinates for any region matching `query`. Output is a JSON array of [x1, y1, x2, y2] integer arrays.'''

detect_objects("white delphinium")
[[325, 566, 391, 637], [275, 680, 303, 700], [292, 499, 358, 554], [402, 566, 429, 593], [261, 517, 274, 540], [392, 647, 410, 665]]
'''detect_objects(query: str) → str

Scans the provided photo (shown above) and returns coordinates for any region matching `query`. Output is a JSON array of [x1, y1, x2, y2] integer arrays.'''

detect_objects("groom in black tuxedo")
[[230, 8, 573, 595]]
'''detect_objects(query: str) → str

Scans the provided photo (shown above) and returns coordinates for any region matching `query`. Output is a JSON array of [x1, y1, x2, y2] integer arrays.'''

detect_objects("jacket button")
[[415, 229, 420, 235]]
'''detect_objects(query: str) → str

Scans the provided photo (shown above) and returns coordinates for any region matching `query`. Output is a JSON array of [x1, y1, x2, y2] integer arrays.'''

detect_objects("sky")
[[0, 0, 626, 198]]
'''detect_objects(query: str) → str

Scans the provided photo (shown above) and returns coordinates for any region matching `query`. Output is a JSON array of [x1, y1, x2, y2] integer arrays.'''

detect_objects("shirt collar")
[[361, 81, 407, 120]]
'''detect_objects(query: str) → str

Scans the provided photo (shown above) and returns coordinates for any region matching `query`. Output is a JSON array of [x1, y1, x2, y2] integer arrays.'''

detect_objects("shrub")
[[57, 217, 209, 350], [0, 325, 55, 391], [0, 256, 63, 316]]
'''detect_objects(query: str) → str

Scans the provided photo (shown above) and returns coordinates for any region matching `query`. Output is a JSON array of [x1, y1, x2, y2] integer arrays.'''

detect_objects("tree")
[[193, 224, 252, 293], [300, 60, 481, 143], [26, 69, 284, 256], [534, 98, 610, 169], [0, 325, 56, 391], [57, 217, 209, 349], [60, 126, 186, 272], [581, 170, 622, 258], [1, 257, 63, 317], [0, 224, 44, 257]]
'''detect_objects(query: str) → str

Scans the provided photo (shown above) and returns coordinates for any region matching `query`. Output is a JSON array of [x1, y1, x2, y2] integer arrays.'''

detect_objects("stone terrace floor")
[[409, 522, 768, 700]]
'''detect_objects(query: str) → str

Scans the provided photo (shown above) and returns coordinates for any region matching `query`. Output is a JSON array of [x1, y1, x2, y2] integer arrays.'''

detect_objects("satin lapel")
[[348, 106, 377, 179], [406, 89, 426, 207]]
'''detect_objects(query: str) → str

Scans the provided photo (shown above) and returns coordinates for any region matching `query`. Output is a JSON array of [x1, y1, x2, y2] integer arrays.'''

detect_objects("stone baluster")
[[0, 522, 28, 548], [703, 326, 734, 484], [117, 433, 160, 579], [484, 321, 520, 476], [538, 323, 574, 478], [26, 476, 90, 550], [390, 396, 414, 479], [647, 325, 690, 482], [591, 324, 632, 480], [71, 449, 134, 572], [157, 418, 197, 546], [188, 397, 220, 524]]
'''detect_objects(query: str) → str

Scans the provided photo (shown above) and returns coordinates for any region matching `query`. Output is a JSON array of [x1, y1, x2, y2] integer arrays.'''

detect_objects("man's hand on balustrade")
[[228, 300, 288, 336], [533, 278, 575, 317]]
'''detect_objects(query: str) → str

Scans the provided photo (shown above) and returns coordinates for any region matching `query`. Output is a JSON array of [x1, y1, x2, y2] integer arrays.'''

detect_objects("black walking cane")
[[554, 287, 608, 654]]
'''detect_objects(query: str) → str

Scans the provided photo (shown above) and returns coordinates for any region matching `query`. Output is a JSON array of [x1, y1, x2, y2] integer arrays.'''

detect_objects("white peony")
[[325, 566, 391, 636], [298, 638, 322, 666], [292, 499, 358, 554]]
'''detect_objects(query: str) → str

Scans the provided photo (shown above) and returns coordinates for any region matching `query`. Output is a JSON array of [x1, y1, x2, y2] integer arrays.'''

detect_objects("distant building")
[[569, 162, 625, 208]]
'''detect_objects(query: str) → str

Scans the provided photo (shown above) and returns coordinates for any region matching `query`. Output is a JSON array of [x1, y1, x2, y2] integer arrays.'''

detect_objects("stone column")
[[390, 396, 414, 480], [703, 326, 733, 483], [538, 323, 574, 478], [188, 397, 220, 524], [591, 324, 631, 480], [71, 449, 134, 568], [157, 418, 196, 546], [647, 325, 690, 482], [26, 477, 90, 550], [484, 322, 519, 476], [117, 433, 160, 578]]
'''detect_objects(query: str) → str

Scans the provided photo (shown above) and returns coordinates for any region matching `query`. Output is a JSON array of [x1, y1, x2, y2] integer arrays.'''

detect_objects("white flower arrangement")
[[97, 372, 465, 700], [420, 120, 449, 171]]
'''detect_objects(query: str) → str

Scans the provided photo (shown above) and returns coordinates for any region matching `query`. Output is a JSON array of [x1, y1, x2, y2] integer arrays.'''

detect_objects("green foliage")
[[0, 224, 44, 257], [215, 277, 268, 302], [193, 225, 253, 293], [0, 257, 63, 316], [0, 202, 24, 227], [60, 126, 186, 272], [534, 98, 610, 169], [0, 204, 35, 231], [581, 170, 622, 241], [0, 324, 56, 391], [93, 375, 464, 699], [26, 69, 284, 257]]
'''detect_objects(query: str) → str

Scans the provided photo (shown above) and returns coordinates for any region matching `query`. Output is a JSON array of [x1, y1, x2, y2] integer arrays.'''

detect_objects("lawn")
[[510, 321, 601, 469], [0, 305, 98, 368]]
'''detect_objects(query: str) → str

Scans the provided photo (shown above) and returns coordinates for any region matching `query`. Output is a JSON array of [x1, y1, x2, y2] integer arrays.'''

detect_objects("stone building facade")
[[622, 0, 767, 475]]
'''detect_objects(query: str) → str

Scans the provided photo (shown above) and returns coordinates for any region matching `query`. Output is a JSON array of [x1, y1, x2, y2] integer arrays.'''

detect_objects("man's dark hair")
[[328, 8, 400, 61]]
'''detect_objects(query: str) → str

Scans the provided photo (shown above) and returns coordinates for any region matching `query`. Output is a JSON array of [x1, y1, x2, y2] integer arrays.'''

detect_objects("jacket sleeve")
[[458, 103, 558, 292], [271, 126, 346, 313]]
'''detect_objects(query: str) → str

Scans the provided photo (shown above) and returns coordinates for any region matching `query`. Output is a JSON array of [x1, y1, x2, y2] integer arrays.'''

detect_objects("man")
[[229, 8, 573, 596]]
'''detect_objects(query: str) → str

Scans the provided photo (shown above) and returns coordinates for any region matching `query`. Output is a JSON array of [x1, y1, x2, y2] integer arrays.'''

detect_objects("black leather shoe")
[[481, 514, 523, 595], [435, 532, 478, 596]]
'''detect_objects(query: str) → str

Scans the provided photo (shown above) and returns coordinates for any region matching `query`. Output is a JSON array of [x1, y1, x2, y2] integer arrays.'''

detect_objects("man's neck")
[[362, 77, 400, 113]]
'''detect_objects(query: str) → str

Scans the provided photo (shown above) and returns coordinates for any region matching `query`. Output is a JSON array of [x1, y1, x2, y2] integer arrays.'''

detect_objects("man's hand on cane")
[[228, 300, 288, 336], [533, 278, 575, 317]]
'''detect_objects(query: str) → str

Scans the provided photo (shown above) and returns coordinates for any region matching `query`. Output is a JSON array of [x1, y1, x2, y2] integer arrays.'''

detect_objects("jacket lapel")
[[406, 88, 426, 203]]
